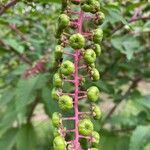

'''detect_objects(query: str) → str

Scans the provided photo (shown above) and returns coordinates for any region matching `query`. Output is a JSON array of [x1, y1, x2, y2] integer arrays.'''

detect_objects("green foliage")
[[0, 0, 149, 150]]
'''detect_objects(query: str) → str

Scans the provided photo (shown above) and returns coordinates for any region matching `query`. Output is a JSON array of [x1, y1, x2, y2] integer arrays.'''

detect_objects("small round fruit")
[[59, 95, 73, 110], [78, 119, 94, 136], [92, 104, 102, 120], [51, 88, 59, 101], [53, 73, 63, 87], [90, 0, 100, 13], [88, 148, 98, 150], [84, 49, 96, 64], [53, 128, 61, 137], [91, 68, 100, 81], [58, 14, 70, 28], [91, 131, 100, 146], [69, 33, 85, 49], [60, 60, 75, 76], [89, 63, 96, 68], [87, 86, 99, 102], [93, 29, 103, 43], [53, 136, 66, 150], [93, 44, 101, 56], [95, 12, 105, 25], [81, 3, 91, 12], [54, 45, 63, 60], [52, 112, 62, 128]]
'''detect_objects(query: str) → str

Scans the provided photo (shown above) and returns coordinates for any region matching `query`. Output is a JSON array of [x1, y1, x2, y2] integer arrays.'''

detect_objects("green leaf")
[[129, 126, 150, 150], [111, 35, 140, 59], [0, 128, 18, 150], [3, 39, 24, 54], [100, 130, 130, 150], [16, 123, 37, 150]]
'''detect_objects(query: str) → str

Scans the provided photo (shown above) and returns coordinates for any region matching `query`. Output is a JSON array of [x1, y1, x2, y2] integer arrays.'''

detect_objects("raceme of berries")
[[51, 0, 104, 149]]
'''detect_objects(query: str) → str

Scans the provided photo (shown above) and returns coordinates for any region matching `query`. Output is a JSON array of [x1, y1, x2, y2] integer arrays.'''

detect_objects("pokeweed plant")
[[51, 0, 105, 149]]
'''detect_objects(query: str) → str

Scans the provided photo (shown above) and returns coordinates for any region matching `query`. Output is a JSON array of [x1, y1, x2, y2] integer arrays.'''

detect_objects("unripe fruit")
[[90, 0, 100, 14], [91, 131, 100, 146], [96, 12, 105, 25], [87, 86, 99, 102], [91, 68, 100, 81], [81, 0, 100, 13], [53, 128, 61, 137], [51, 88, 59, 101], [52, 112, 62, 128], [69, 33, 85, 49], [60, 60, 75, 76], [53, 73, 63, 87], [81, 3, 91, 12], [58, 14, 70, 28], [93, 44, 101, 56], [59, 95, 73, 110], [89, 63, 96, 68], [88, 148, 98, 150], [84, 49, 96, 64], [54, 45, 63, 60], [53, 136, 66, 150], [78, 119, 94, 136], [92, 104, 102, 120], [93, 28, 103, 43]]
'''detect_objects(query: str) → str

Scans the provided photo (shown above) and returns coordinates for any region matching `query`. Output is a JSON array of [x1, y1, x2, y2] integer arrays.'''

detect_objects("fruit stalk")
[[74, 10, 84, 149]]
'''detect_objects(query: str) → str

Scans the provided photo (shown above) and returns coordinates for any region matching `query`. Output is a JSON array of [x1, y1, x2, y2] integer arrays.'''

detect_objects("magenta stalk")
[[73, 10, 84, 150]]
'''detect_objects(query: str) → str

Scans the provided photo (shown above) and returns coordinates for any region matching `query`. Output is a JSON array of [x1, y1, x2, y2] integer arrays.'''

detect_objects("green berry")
[[91, 68, 100, 81], [89, 63, 96, 68], [53, 128, 61, 137], [54, 45, 63, 60], [53, 73, 63, 87], [92, 104, 102, 120], [69, 33, 85, 49], [52, 112, 62, 128], [59, 95, 73, 110], [93, 29, 103, 43], [88, 148, 98, 150], [93, 44, 101, 56], [81, 0, 100, 13], [81, 3, 91, 12], [87, 86, 99, 102], [53, 136, 66, 150], [84, 49, 96, 64], [51, 88, 59, 101], [95, 12, 105, 25], [78, 119, 94, 136], [58, 14, 70, 28], [60, 60, 75, 76], [92, 131, 100, 146], [90, 0, 100, 13]]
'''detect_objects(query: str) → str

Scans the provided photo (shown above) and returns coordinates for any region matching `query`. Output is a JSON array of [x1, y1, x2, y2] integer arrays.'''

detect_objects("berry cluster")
[[51, 0, 105, 149]]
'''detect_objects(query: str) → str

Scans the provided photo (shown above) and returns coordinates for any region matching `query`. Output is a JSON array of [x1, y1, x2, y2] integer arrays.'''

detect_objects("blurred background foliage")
[[0, 0, 150, 150]]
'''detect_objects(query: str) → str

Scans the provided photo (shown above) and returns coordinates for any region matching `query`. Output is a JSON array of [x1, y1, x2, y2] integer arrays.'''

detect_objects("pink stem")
[[78, 111, 91, 115], [64, 79, 75, 83], [62, 117, 75, 121], [73, 10, 84, 150]]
